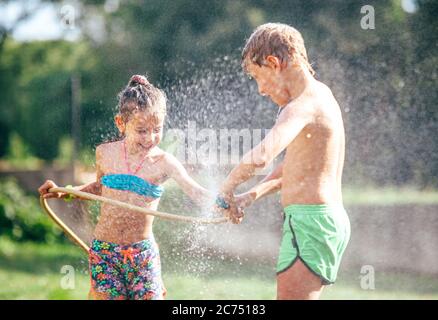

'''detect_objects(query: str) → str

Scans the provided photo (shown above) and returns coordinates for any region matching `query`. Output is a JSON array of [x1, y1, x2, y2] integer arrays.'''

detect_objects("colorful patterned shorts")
[[88, 238, 165, 300]]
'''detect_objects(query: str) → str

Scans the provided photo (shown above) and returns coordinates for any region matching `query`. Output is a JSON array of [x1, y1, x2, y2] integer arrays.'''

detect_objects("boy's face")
[[245, 57, 290, 106], [116, 111, 164, 152]]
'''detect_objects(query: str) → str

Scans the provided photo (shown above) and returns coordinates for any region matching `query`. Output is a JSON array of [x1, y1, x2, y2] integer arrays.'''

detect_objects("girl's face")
[[116, 111, 164, 152]]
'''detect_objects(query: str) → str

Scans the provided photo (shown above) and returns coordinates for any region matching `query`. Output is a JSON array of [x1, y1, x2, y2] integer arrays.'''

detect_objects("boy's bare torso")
[[94, 141, 169, 244], [280, 81, 345, 207]]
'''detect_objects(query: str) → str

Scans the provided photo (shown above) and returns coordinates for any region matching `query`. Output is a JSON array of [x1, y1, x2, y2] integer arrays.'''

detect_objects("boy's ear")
[[265, 55, 282, 70], [114, 114, 126, 134]]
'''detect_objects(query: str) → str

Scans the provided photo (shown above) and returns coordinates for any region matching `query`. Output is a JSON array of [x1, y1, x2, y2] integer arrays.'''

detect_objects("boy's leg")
[[276, 205, 351, 300], [277, 259, 324, 300]]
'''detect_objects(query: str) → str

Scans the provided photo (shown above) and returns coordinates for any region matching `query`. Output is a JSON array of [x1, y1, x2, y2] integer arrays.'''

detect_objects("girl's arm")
[[70, 145, 104, 198], [38, 179, 100, 199], [77, 146, 104, 196], [164, 153, 215, 207], [38, 147, 104, 199]]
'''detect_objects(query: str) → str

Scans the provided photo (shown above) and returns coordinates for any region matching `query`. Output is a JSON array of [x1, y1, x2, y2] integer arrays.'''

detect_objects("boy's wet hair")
[[117, 74, 167, 123], [241, 23, 315, 75]]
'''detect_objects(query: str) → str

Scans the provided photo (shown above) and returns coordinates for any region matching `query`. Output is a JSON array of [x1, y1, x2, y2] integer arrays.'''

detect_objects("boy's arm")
[[165, 153, 215, 207], [236, 161, 283, 208], [221, 101, 313, 196]]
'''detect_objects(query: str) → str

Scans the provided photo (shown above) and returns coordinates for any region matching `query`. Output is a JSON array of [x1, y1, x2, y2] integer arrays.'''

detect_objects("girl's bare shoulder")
[[151, 149, 185, 176], [95, 141, 123, 171], [150, 148, 174, 165]]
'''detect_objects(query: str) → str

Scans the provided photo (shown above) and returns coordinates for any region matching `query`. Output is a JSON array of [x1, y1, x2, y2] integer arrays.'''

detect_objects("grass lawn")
[[1, 237, 437, 300], [342, 186, 438, 206]]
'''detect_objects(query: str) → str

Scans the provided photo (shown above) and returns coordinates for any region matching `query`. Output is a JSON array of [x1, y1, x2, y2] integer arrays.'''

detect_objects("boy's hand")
[[235, 192, 255, 209], [232, 206, 245, 224], [38, 180, 65, 199], [215, 193, 244, 224]]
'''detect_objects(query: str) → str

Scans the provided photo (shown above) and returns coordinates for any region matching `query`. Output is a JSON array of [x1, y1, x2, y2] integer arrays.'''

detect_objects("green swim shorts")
[[277, 204, 350, 285]]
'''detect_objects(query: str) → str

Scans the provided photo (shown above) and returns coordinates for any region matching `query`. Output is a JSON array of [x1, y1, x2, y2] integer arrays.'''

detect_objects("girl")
[[39, 75, 222, 300]]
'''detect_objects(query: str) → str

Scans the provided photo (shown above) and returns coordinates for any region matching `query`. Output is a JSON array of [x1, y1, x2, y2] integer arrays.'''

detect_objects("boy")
[[218, 23, 350, 300]]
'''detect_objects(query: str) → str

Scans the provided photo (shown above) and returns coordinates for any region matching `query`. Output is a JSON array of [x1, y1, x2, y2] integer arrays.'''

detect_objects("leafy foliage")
[[0, 0, 437, 185], [0, 178, 64, 242]]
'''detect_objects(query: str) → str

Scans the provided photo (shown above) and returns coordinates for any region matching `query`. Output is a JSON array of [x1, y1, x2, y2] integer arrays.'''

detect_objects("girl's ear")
[[114, 114, 126, 134]]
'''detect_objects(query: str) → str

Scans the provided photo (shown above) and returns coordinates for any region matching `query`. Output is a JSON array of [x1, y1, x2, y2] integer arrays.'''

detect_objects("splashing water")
[[70, 51, 438, 297]]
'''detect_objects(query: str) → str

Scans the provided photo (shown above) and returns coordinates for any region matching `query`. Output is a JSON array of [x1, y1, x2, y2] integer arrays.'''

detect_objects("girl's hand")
[[235, 192, 255, 209], [38, 180, 66, 199]]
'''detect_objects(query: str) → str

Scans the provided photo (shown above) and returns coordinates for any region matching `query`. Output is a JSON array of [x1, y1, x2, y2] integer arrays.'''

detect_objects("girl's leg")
[[128, 242, 164, 300], [89, 247, 127, 300]]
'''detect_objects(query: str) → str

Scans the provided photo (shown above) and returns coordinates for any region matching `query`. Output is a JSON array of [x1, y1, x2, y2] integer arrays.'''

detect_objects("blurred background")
[[0, 0, 437, 299]]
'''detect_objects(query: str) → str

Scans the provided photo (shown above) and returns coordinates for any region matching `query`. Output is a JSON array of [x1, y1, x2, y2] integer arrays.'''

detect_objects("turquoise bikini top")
[[101, 174, 164, 199]]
